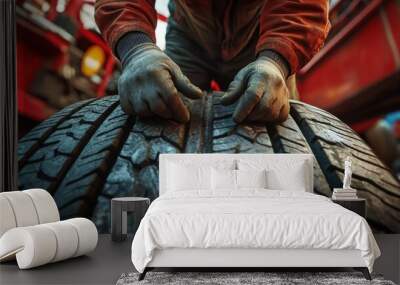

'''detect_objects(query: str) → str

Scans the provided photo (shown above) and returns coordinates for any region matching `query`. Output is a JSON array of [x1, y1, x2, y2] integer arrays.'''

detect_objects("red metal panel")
[[18, 90, 57, 121], [17, 17, 69, 120], [385, 0, 400, 57], [16, 1, 118, 121], [297, 0, 399, 111]]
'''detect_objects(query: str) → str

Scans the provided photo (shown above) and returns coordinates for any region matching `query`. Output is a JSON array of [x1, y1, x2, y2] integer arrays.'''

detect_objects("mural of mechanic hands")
[[221, 56, 290, 124], [118, 43, 203, 123]]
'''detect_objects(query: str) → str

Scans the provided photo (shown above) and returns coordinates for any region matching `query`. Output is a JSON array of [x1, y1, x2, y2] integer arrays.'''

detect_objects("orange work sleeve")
[[256, 0, 330, 74], [94, 0, 157, 52]]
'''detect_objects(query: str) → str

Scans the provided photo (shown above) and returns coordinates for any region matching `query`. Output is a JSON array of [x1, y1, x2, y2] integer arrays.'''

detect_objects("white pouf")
[[0, 189, 98, 269]]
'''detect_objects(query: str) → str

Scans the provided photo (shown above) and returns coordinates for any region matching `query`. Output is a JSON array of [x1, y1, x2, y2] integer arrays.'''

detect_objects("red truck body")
[[297, 0, 400, 134]]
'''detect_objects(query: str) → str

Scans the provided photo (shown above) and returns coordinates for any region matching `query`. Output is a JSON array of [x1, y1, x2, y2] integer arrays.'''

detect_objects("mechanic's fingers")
[[170, 65, 203, 100], [220, 80, 242, 105], [232, 89, 264, 123], [246, 94, 273, 122], [266, 95, 280, 121], [118, 80, 135, 115], [220, 69, 246, 105], [120, 93, 135, 115], [232, 76, 266, 123], [278, 100, 290, 123], [170, 92, 190, 123], [161, 87, 190, 123], [158, 73, 190, 123], [248, 85, 290, 123], [277, 105, 289, 123], [132, 94, 152, 118], [274, 86, 289, 123], [145, 93, 172, 119], [246, 101, 268, 122]]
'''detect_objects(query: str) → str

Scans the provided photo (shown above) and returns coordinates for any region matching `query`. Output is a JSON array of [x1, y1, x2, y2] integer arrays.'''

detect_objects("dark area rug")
[[116, 272, 396, 285]]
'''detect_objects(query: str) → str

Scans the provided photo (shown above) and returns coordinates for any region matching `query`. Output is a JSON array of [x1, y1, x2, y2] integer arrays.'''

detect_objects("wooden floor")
[[0, 234, 398, 285]]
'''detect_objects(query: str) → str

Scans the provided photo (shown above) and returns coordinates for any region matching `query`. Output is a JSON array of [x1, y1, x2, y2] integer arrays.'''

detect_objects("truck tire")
[[18, 94, 400, 233]]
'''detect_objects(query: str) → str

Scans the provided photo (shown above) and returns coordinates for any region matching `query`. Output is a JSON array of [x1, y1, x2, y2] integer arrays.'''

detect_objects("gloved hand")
[[118, 43, 203, 123], [221, 56, 290, 123]]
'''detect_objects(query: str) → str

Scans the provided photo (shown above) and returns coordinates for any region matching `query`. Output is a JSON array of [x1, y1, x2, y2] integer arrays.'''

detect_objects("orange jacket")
[[95, 0, 330, 74]]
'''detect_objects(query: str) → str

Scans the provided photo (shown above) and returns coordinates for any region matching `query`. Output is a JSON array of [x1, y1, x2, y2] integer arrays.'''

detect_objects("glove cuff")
[[258, 50, 290, 79], [116, 32, 153, 63], [120, 42, 160, 68]]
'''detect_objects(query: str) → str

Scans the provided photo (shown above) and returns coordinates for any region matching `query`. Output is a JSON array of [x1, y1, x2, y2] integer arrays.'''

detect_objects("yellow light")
[[81, 45, 105, 77]]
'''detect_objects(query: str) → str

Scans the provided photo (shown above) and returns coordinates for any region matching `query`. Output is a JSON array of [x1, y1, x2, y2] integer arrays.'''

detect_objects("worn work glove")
[[221, 56, 290, 124], [118, 43, 203, 123]]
